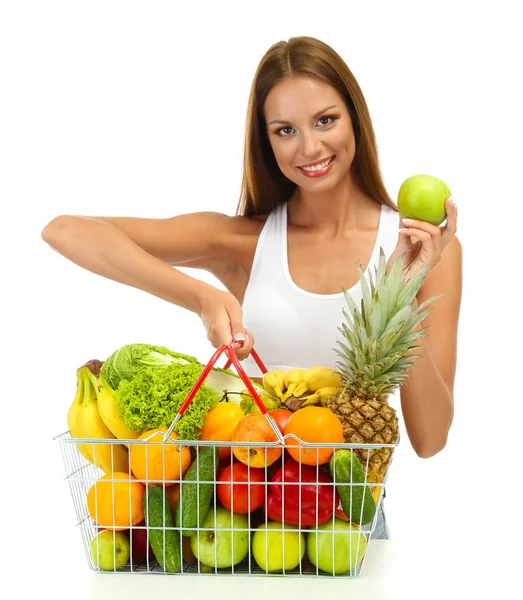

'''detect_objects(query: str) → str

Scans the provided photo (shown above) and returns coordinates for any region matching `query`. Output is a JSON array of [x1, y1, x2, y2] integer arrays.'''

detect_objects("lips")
[[298, 155, 335, 169]]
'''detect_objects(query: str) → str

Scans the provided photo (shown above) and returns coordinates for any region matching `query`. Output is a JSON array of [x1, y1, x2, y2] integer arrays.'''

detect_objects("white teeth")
[[301, 157, 333, 171]]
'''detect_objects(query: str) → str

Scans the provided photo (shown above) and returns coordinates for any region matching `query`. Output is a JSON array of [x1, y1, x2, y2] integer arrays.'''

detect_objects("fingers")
[[388, 221, 415, 269], [441, 197, 458, 246], [399, 203, 451, 264], [206, 319, 235, 349], [200, 290, 255, 361], [227, 301, 247, 346], [231, 328, 255, 361], [399, 224, 439, 256], [225, 299, 254, 360], [400, 198, 457, 248]]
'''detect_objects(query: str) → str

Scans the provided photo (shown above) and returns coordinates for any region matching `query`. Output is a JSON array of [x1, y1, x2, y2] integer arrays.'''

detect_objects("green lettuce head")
[[101, 343, 200, 390], [115, 361, 221, 440]]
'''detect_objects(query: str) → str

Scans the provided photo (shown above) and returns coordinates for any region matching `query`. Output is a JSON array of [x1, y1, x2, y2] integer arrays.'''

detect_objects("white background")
[[2, 1, 521, 598]]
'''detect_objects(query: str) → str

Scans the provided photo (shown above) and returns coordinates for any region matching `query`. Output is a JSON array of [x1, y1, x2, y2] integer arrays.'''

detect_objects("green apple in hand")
[[252, 521, 306, 573], [91, 529, 130, 571], [306, 517, 367, 575], [398, 174, 452, 225], [190, 506, 250, 568]]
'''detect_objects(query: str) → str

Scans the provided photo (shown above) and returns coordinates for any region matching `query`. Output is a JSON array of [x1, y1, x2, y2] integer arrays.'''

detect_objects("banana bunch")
[[83, 360, 139, 443], [67, 360, 130, 474], [262, 366, 344, 411]]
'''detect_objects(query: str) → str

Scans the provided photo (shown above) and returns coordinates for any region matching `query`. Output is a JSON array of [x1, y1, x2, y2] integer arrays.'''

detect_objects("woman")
[[41, 36, 462, 539]]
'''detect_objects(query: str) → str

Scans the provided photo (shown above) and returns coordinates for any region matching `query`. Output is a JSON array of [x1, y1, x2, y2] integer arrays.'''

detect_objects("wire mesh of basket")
[[55, 343, 398, 578]]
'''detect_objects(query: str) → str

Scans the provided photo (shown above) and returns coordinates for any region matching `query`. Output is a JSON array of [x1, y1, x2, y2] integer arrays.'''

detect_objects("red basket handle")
[[164, 344, 284, 444]]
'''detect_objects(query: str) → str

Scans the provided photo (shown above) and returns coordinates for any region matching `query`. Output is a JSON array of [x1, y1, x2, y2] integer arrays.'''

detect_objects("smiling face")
[[263, 76, 357, 189]]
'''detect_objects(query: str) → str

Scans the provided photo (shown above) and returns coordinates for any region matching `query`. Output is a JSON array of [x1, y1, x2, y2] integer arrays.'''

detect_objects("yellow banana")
[[67, 377, 94, 463], [304, 367, 343, 392], [262, 369, 287, 399], [75, 365, 130, 474], [314, 386, 340, 406], [288, 386, 339, 409], [281, 368, 308, 401], [84, 360, 139, 443], [300, 394, 320, 407]]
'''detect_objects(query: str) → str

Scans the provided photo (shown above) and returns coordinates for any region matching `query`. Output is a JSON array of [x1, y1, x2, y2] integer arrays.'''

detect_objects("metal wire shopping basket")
[[54, 343, 398, 578]]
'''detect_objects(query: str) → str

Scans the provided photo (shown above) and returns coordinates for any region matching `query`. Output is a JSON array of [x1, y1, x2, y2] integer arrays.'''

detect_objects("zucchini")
[[329, 449, 377, 525], [143, 485, 182, 572], [175, 445, 219, 536]]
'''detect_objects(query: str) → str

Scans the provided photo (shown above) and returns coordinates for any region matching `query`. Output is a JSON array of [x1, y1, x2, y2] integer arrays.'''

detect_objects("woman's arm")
[[399, 235, 463, 457], [40, 212, 257, 360], [41, 213, 230, 312]]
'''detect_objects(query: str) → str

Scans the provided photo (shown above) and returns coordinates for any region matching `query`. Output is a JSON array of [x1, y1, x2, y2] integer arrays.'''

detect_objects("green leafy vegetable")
[[115, 362, 221, 440], [101, 343, 199, 390]]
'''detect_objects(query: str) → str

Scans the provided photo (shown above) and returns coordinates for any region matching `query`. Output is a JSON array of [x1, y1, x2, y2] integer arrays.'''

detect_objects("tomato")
[[216, 462, 266, 514], [268, 408, 292, 434]]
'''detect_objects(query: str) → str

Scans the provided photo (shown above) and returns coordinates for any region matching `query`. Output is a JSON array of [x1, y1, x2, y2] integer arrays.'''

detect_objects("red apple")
[[129, 521, 154, 565]]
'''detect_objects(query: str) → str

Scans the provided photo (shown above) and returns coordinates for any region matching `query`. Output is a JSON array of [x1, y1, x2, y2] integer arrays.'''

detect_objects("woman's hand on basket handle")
[[196, 288, 254, 361]]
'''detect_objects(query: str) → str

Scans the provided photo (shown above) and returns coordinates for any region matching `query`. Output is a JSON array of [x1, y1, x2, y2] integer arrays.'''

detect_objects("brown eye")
[[275, 115, 338, 137], [318, 115, 338, 127]]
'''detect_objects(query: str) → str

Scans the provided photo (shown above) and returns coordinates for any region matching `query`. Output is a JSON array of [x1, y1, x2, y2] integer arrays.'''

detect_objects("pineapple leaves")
[[387, 251, 406, 311], [414, 294, 445, 315], [396, 264, 431, 307], [364, 336, 378, 364], [375, 247, 388, 287], [358, 263, 373, 323], [381, 305, 412, 339], [333, 246, 444, 396], [379, 276, 390, 337]]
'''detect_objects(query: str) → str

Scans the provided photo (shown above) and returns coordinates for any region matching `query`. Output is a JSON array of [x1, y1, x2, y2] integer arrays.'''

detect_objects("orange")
[[199, 401, 245, 459], [130, 428, 192, 486], [87, 471, 145, 530], [232, 413, 282, 468], [283, 406, 344, 466]]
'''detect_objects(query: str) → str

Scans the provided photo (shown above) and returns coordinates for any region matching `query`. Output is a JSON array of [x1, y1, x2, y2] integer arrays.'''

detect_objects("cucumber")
[[175, 445, 219, 536], [143, 485, 182, 572], [329, 449, 377, 525]]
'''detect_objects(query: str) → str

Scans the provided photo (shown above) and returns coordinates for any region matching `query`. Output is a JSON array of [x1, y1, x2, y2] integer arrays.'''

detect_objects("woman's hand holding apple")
[[387, 197, 458, 282]]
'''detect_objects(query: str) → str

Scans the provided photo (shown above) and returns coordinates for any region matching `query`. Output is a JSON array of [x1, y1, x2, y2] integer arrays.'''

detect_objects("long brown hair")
[[236, 36, 398, 217]]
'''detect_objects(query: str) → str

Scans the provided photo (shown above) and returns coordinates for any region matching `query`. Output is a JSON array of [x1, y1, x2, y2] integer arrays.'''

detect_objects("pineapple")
[[325, 247, 441, 485]]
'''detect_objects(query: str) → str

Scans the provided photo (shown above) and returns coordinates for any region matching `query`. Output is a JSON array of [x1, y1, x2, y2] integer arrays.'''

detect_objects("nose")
[[299, 129, 323, 160]]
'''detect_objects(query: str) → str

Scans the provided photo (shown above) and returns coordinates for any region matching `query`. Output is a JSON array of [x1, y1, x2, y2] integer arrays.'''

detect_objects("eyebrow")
[[267, 105, 340, 126]]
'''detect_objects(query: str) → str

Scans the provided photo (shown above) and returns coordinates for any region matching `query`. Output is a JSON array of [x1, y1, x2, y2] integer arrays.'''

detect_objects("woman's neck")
[[286, 178, 380, 237]]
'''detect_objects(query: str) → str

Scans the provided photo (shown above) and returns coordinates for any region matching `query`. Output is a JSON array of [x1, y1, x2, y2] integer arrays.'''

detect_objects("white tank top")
[[240, 201, 401, 377]]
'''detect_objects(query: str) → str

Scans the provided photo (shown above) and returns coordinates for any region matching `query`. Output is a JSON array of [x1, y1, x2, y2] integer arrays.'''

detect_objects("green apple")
[[252, 521, 306, 573], [190, 506, 250, 569], [306, 517, 367, 575], [398, 174, 451, 225], [91, 529, 130, 571]]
